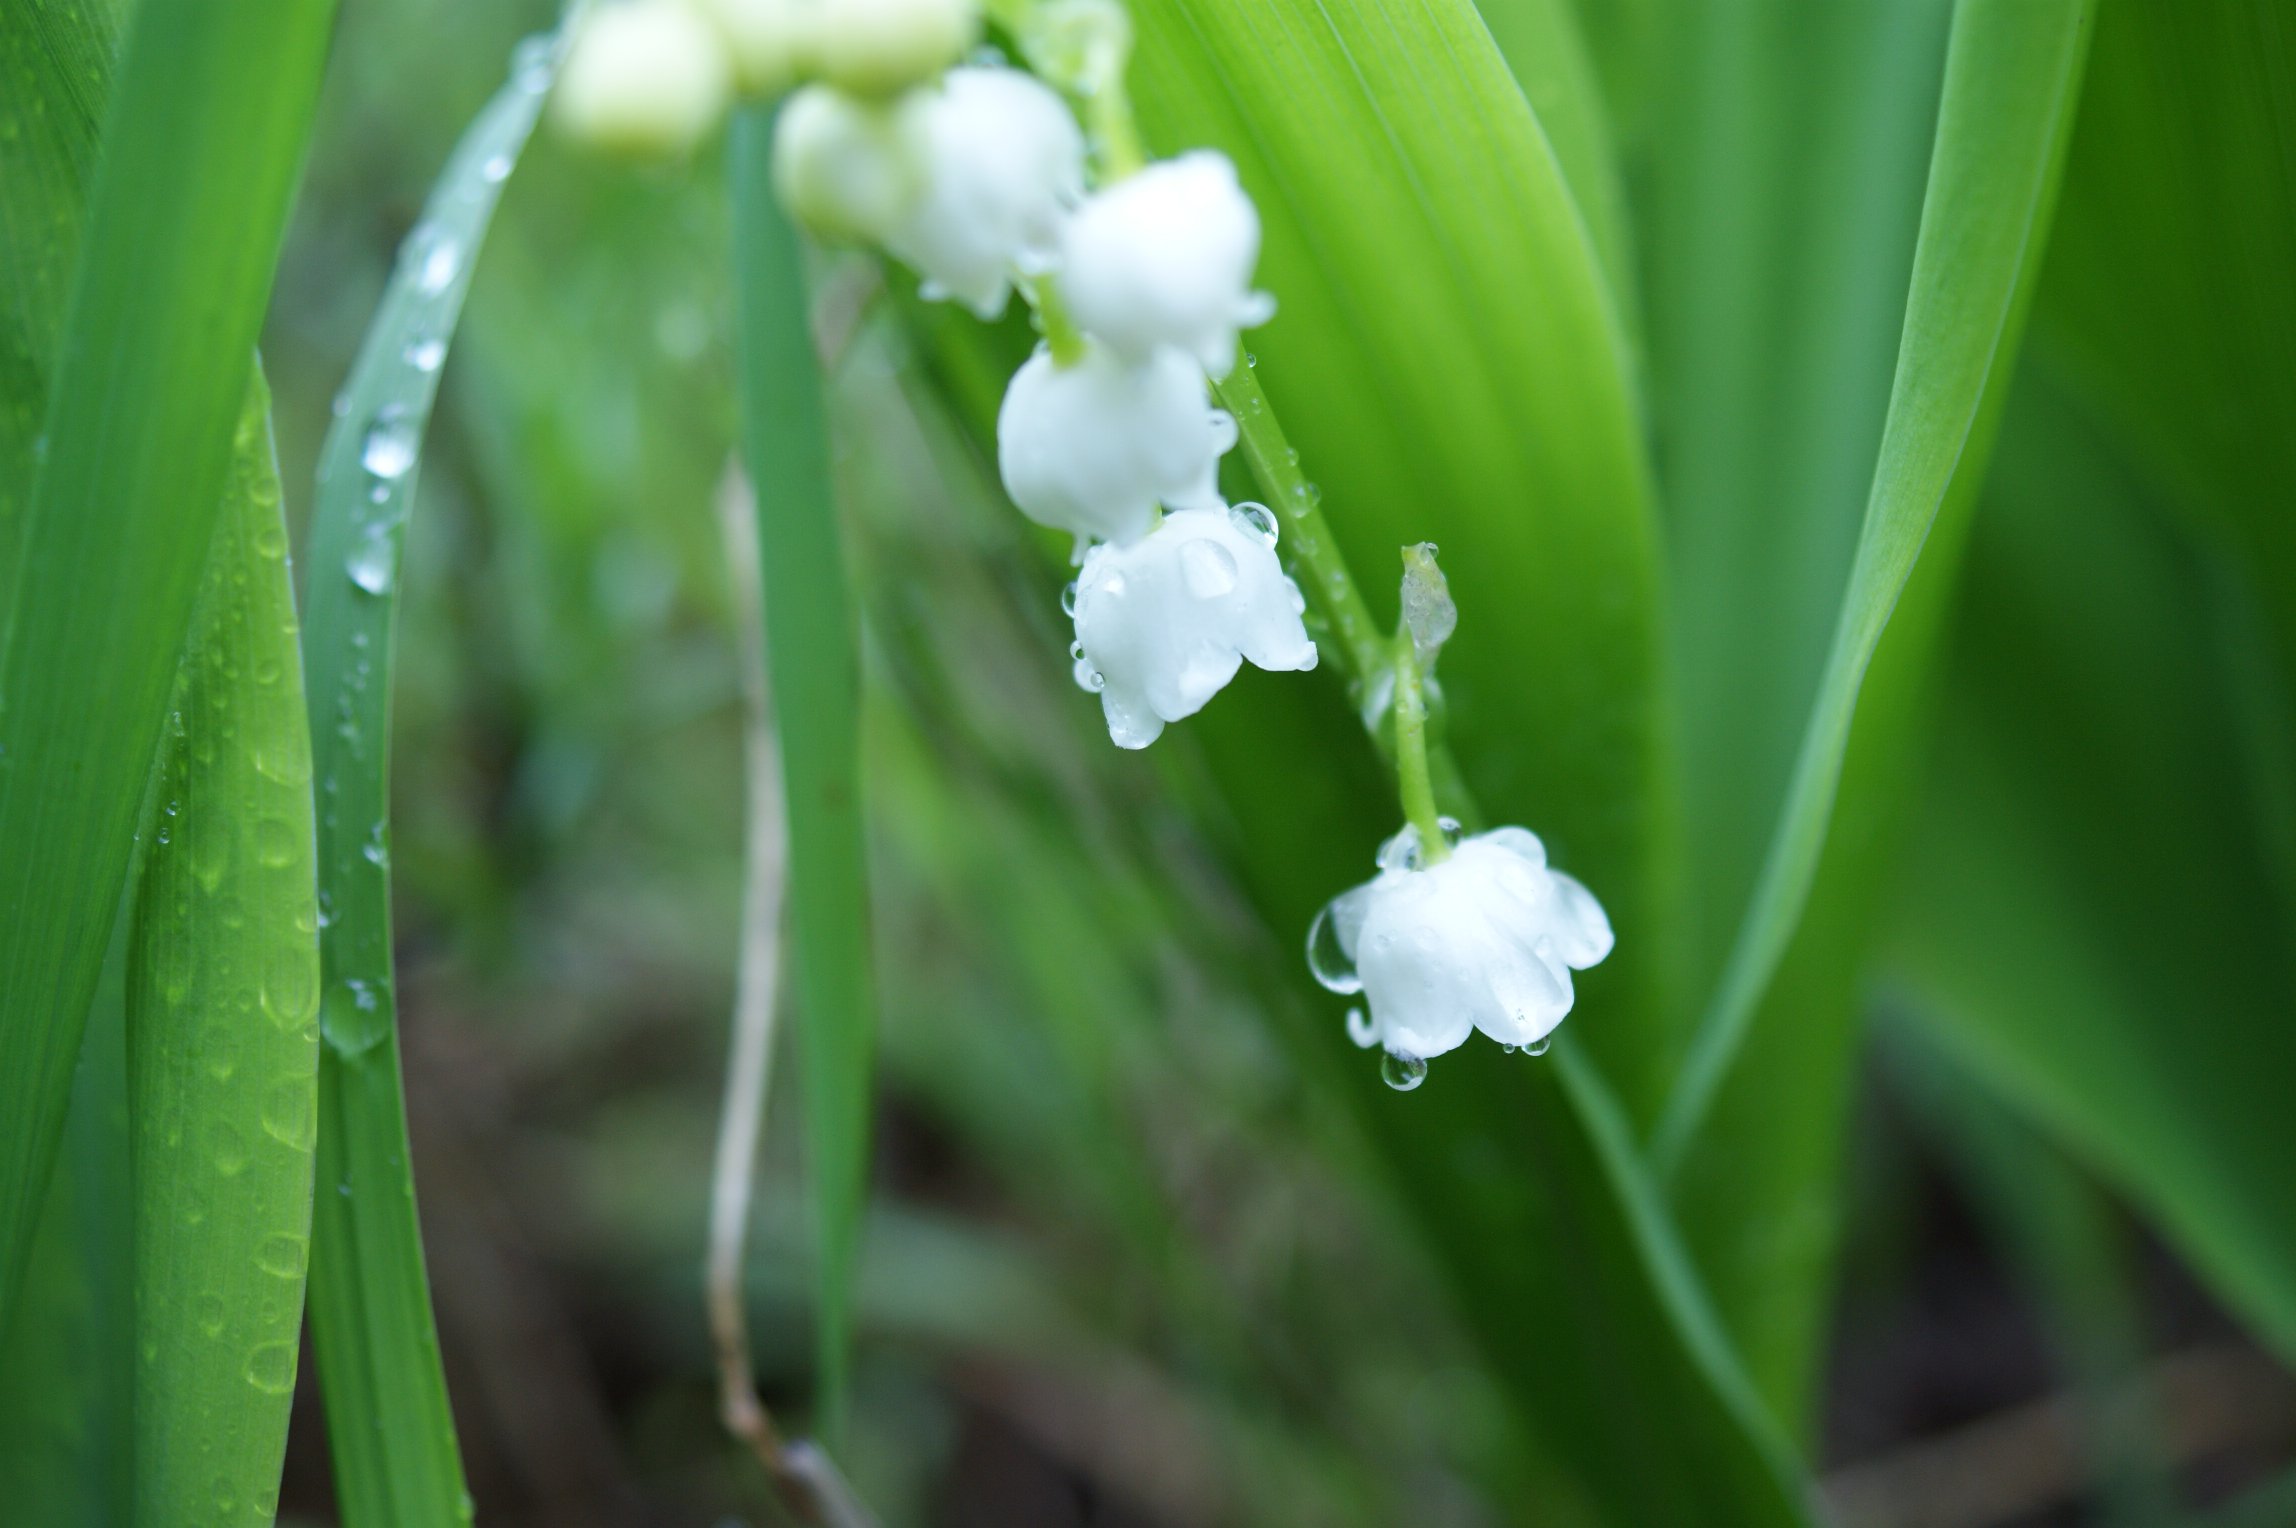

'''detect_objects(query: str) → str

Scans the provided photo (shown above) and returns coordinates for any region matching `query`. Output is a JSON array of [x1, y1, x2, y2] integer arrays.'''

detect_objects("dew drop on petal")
[[1381, 1052, 1427, 1091], [1524, 1037, 1551, 1057], [403, 337, 446, 373], [1306, 902, 1362, 994], [1179, 537, 1239, 598], [1207, 409, 1238, 455], [1231, 501, 1278, 547], [1344, 1007, 1377, 1048], [1072, 657, 1105, 692], [1060, 580, 1079, 617]]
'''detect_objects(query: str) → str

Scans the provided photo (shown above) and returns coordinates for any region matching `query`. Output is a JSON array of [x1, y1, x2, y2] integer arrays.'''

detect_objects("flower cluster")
[[555, 0, 1610, 1083]]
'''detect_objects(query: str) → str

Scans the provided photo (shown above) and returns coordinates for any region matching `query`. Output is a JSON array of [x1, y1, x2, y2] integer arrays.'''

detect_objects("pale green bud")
[[554, 2, 734, 159], [808, 0, 979, 98], [770, 85, 918, 243]]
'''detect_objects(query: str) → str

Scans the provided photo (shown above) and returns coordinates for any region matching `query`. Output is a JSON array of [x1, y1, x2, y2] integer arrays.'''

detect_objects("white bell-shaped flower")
[[696, 0, 810, 96], [555, 2, 735, 159], [1058, 151, 1275, 376], [1069, 504, 1317, 749], [887, 67, 1084, 317], [1310, 824, 1613, 1065], [999, 341, 1232, 546]]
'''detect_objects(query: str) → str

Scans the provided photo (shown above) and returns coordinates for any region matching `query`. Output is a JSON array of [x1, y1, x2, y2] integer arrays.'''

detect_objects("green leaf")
[[0, 0, 113, 549], [1469, 0, 1638, 335], [1652, 0, 2095, 1173], [730, 110, 878, 1436], [300, 44, 555, 1527], [128, 376, 320, 1528], [0, 0, 334, 1325], [1885, 367, 2296, 1367], [2031, 1, 2296, 719], [0, 966, 132, 1527]]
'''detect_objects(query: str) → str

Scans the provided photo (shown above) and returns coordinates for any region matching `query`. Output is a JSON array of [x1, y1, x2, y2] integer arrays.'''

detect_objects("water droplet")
[[361, 823, 389, 868], [260, 1078, 315, 1153], [411, 229, 461, 294], [254, 814, 299, 870], [195, 1292, 227, 1338], [262, 940, 318, 1034], [403, 336, 446, 372], [360, 407, 418, 480], [1179, 538, 1239, 598], [245, 1341, 297, 1395], [1060, 580, 1079, 617], [346, 534, 395, 595], [1306, 903, 1362, 994], [1072, 658, 1105, 693], [1524, 1037, 1551, 1057], [481, 151, 514, 183], [256, 1231, 309, 1279], [1381, 1052, 1428, 1091], [1230, 502, 1278, 547], [1069, 640, 1086, 662], [212, 1124, 251, 1177], [1244, 352, 1257, 368], [212, 1477, 237, 1515], [330, 393, 351, 419], [1437, 815, 1463, 849], [1344, 1007, 1377, 1048]]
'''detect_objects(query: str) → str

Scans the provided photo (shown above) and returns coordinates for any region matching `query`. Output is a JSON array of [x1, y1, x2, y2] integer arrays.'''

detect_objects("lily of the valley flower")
[[998, 341, 1233, 547], [1058, 151, 1274, 376], [1070, 504, 1317, 748], [556, 2, 736, 159], [773, 68, 1082, 317], [807, 0, 980, 98], [1311, 823, 1613, 1066], [885, 67, 1084, 316]]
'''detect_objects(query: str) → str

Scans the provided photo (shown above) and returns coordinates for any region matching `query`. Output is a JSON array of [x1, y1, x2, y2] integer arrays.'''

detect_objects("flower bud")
[[1071, 504, 1318, 748], [771, 85, 916, 243], [1059, 151, 1275, 375], [554, 2, 735, 159], [998, 341, 1231, 547], [810, 0, 979, 98], [695, 0, 810, 97], [887, 67, 1084, 317]]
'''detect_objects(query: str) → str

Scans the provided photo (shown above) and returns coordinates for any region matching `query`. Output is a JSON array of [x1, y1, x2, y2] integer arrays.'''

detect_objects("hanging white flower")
[[886, 66, 1085, 317], [555, 2, 736, 159], [1058, 151, 1275, 376], [999, 341, 1233, 547], [1310, 823, 1613, 1069], [1069, 503, 1317, 749]]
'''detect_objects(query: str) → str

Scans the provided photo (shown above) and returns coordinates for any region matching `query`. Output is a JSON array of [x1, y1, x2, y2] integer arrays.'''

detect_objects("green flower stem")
[[1391, 625, 1452, 864], [1087, 87, 1146, 181], [1026, 275, 1087, 367], [1214, 356, 1388, 685]]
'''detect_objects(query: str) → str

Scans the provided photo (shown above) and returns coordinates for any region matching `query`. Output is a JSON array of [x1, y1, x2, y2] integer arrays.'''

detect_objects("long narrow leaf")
[[730, 109, 878, 1436], [0, 0, 333, 1322], [128, 376, 321, 1528], [301, 43, 557, 1528], [1653, 0, 2095, 1168]]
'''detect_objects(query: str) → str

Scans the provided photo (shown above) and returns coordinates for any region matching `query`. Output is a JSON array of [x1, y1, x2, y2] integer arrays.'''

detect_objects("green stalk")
[[300, 40, 558, 1528], [1215, 356, 1388, 685], [1390, 625, 1450, 863], [731, 107, 879, 1439], [0, 0, 333, 1326], [128, 375, 321, 1528]]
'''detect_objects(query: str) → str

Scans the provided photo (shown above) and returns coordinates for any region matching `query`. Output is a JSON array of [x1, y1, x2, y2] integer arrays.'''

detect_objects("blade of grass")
[[300, 41, 557, 1528], [127, 374, 321, 1528], [1652, 0, 2095, 1171], [730, 108, 877, 1438], [0, 0, 334, 1325]]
